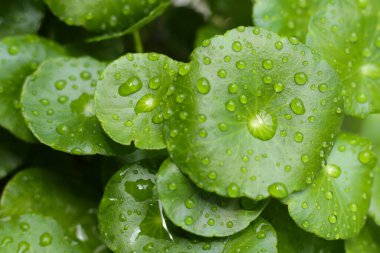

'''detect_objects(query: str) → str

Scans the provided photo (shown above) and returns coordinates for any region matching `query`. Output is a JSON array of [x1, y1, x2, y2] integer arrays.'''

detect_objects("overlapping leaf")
[[0, 35, 66, 142], [164, 26, 343, 199], [21, 56, 130, 155], [95, 53, 178, 149], [43, 0, 171, 40], [287, 133, 377, 240], [307, 0, 380, 117], [0, 168, 105, 252], [157, 159, 268, 237], [98, 163, 278, 253]]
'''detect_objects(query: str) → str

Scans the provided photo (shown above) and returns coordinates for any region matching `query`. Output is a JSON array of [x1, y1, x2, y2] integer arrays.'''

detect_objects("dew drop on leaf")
[[118, 76, 142, 96], [268, 182, 288, 198], [325, 164, 341, 178], [124, 179, 154, 202], [290, 97, 306, 115]]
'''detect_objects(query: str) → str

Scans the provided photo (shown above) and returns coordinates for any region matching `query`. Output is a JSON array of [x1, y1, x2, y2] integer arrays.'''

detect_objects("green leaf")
[[21, 56, 130, 155], [306, 0, 380, 118], [0, 213, 83, 253], [95, 53, 179, 150], [164, 26, 343, 199], [0, 35, 66, 142], [0, 0, 44, 38], [253, 0, 325, 42], [0, 129, 28, 179], [0, 168, 105, 252], [263, 200, 344, 253], [43, 0, 171, 40], [369, 166, 380, 226], [156, 159, 268, 237], [287, 132, 377, 240], [345, 219, 380, 253], [98, 163, 278, 252]]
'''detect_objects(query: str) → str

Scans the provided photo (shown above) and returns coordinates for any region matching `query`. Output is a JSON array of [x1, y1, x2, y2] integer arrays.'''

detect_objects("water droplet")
[[135, 94, 157, 113], [124, 179, 154, 202], [349, 203, 358, 212], [185, 199, 194, 209], [227, 183, 240, 198], [168, 182, 177, 191], [39, 99, 50, 106], [185, 216, 194, 225], [178, 63, 191, 76], [118, 76, 142, 96], [262, 59, 274, 70], [225, 100, 236, 112], [232, 41, 242, 52], [274, 82, 285, 93], [226, 221, 233, 228], [39, 232, 53, 247], [208, 171, 217, 179], [294, 72, 308, 85], [290, 97, 305, 115], [268, 183, 288, 198], [80, 71, 92, 80], [207, 218, 215, 226], [356, 93, 367, 103], [218, 122, 228, 132], [197, 78, 211, 94], [236, 60, 247, 70], [58, 96, 68, 104], [301, 202, 308, 209], [17, 241, 30, 253], [8, 45, 19, 55], [257, 230, 266, 239], [56, 124, 69, 135], [325, 164, 341, 178], [239, 95, 248, 104], [325, 191, 333, 200], [328, 214, 337, 224], [358, 150, 373, 164], [247, 110, 277, 141], [203, 57, 211, 65], [275, 41, 283, 50], [294, 131, 304, 142], [218, 69, 227, 78], [302, 220, 310, 228], [228, 83, 239, 94], [148, 77, 161, 90], [54, 80, 67, 90]]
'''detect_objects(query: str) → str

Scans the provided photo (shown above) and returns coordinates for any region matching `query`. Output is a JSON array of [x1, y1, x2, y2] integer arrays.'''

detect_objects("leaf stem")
[[133, 31, 143, 53]]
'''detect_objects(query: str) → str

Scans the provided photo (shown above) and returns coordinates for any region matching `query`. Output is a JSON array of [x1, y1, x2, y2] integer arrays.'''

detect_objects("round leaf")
[[164, 26, 343, 199], [253, 0, 326, 42], [0, 35, 66, 142], [157, 159, 268, 237], [95, 53, 179, 150], [43, 0, 171, 39], [21, 56, 130, 155], [263, 200, 344, 253], [98, 163, 278, 252], [0, 0, 44, 38], [306, 0, 380, 117], [0, 168, 104, 252], [0, 213, 82, 253], [287, 133, 377, 240]]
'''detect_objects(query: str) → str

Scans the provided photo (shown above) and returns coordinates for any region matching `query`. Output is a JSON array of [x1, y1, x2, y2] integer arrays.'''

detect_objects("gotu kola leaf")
[[156, 159, 268, 237], [21, 56, 131, 155], [95, 53, 179, 150], [43, 0, 171, 41], [0, 168, 105, 252], [306, 0, 380, 118], [164, 26, 343, 200], [0, 213, 83, 253], [286, 132, 377, 240], [0, 35, 66, 142], [98, 163, 278, 253]]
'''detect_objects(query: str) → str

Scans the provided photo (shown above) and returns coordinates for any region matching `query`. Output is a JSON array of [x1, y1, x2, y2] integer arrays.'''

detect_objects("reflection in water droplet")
[[247, 110, 277, 141], [124, 179, 154, 202], [118, 76, 142, 96]]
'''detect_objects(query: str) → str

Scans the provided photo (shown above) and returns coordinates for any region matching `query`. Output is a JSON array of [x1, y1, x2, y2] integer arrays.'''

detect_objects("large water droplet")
[[268, 182, 288, 198], [124, 179, 154, 202], [325, 164, 341, 178], [135, 94, 157, 113], [290, 98, 305, 115], [247, 110, 277, 141], [118, 76, 142, 96], [196, 78, 211, 94]]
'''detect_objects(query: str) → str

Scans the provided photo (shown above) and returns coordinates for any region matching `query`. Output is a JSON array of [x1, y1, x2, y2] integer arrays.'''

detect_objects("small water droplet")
[[325, 191, 333, 200], [185, 199, 194, 209], [56, 124, 69, 135], [294, 131, 304, 142], [218, 69, 227, 78], [168, 182, 177, 191], [328, 214, 337, 224], [262, 59, 274, 70], [232, 41, 242, 52], [148, 77, 161, 90], [185, 216, 194, 225], [80, 71, 92, 80], [55, 80, 67, 90], [294, 72, 308, 85], [227, 183, 240, 198], [225, 100, 236, 112], [207, 218, 215, 226], [39, 232, 53, 247], [196, 78, 211, 94]]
